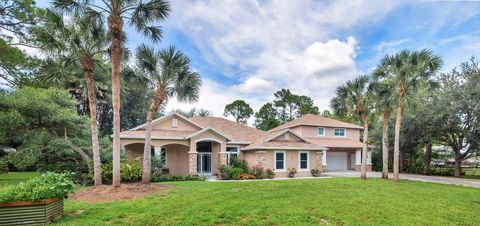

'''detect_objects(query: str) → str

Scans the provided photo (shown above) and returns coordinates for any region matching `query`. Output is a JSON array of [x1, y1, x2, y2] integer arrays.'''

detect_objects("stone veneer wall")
[[188, 153, 197, 175], [315, 152, 327, 172], [218, 152, 228, 167], [254, 151, 266, 167]]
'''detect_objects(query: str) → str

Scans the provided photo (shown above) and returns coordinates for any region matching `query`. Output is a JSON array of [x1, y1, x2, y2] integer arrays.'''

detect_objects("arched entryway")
[[195, 139, 223, 176], [123, 141, 190, 175]]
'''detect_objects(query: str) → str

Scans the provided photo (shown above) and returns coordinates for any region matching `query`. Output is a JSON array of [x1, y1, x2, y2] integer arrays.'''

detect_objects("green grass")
[[53, 178, 480, 226], [0, 171, 41, 186]]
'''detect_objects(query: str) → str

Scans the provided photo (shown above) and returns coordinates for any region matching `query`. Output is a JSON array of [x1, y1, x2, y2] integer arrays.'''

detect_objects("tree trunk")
[[109, 15, 123, 188], [81, 57, 102, 186], [454, 156, 462, 177], [141, 88, 165, 184], [360, 111, 368, 180], [393, 91, 404, 182], [381, 108, 389, 179], [408, 150, 413, 173], [423, 143, 432, 175]]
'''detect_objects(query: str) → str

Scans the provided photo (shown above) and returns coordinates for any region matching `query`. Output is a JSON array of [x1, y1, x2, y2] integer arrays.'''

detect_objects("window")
[[152, 147, 167, 166], [274, 151, 285, 171], [317, 127, 325, 136], [298, 151, 309, 170], [334, 128, 346, 137], [171, 118, 178, 128], [226, 146, 239, 165]]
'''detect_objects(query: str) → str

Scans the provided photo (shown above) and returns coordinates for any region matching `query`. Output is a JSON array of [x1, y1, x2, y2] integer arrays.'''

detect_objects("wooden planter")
[[0, 197, 64, 225]]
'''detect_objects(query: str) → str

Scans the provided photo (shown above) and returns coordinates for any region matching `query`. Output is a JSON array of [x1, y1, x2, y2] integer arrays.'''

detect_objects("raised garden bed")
[[0, 197, 64, 225]]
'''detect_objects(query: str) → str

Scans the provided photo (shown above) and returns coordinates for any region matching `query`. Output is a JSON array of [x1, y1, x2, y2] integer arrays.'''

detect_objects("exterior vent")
[[172, 118, 178, 128]]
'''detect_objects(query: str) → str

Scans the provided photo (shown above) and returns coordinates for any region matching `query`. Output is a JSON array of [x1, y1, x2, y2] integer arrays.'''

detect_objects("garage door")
[[327, 152, 347, 171]]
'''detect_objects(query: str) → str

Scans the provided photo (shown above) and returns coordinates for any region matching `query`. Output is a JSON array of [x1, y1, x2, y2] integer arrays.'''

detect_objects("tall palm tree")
[[376, 49, 442, 182], [54, 0, 170, 188], [331, 75, 371, 179], [35, 10, 109, 186], [196, 108, 212, 117], [132, 45, 200, 184], [369, 76, 395, 179]]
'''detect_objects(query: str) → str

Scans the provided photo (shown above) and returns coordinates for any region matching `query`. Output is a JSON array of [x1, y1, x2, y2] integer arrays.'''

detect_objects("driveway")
[[324, 171, 480, 188]]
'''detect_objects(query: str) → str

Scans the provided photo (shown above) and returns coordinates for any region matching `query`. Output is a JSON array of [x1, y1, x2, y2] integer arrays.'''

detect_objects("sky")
[[37, 0, 480, 124]]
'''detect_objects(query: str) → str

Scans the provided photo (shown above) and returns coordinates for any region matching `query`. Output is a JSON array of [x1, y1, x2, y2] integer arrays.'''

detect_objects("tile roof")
[[119, 129, 196, 139], [190, 116, 267, 143], [268, 114, 363, 132]]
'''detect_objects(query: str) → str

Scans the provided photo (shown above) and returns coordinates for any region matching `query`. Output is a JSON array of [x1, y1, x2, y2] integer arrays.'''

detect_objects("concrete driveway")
[[324, 171, 480, 188]]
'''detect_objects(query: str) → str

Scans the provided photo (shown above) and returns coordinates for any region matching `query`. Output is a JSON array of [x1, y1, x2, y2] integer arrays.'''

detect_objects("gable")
[[271, 131, 304, 142], [266, 130, 309, 143], [151, 114, 201, 131]]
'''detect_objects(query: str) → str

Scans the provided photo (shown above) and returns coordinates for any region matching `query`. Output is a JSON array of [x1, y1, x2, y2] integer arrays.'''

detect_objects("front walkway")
[[324, 171, 480, 188]]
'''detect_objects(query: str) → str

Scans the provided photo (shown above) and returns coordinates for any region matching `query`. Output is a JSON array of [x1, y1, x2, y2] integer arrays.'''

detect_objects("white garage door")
[[327, 152, 348, 171]]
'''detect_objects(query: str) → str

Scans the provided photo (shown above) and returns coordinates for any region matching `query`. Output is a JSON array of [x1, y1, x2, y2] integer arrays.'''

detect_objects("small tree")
[[331, 75, 371, 179], [131, 45, 200, 184], [223, 100, 253, 124]]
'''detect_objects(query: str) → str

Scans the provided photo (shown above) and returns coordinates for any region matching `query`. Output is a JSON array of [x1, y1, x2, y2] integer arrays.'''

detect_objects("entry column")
[[188, 139, 198, 176]]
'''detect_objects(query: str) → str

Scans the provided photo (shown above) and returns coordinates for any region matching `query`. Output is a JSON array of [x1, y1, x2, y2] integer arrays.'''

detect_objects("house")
[[119, 113, 371, 178]]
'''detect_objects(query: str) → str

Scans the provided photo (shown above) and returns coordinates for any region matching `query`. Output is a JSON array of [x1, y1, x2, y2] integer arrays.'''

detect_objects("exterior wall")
[[293, 125, 361, 141], [151, 114, 200, 131], [123, 142, 190, 176], [242, 150, 318, 178], [164, 144, 189, 175], [125, 143, 144, 160], [271, 132, 303, 142]]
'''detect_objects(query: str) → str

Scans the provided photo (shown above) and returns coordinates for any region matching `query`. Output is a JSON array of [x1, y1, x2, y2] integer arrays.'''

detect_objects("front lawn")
[[0, 171, 41, 186], [54, 178, 479, 225]]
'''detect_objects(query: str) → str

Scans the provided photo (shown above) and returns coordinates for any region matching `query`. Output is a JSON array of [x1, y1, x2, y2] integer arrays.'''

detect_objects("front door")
[[197, 153, 212, 175]]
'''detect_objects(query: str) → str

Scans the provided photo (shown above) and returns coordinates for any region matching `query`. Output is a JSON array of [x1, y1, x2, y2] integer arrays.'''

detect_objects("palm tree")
[[331, 75, 371, 179], [35, 10, 109, 186], [132, 45, 200, 184], [196, 109, 212, 117], [369, 76, 395, 179], [53, 0, 170, 188], [376, 49, 442, 182]]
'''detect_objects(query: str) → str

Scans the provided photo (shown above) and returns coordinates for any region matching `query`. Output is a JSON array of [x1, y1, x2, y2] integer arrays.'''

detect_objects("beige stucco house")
[[119, 113, 371, 178]]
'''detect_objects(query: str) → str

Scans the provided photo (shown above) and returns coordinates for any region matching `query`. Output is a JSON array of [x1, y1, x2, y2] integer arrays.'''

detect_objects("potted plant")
[[287, 168, 297, 178], [311, 168, 320, 177], [0, 172, 74, 225], [266, 168, 275, 179]]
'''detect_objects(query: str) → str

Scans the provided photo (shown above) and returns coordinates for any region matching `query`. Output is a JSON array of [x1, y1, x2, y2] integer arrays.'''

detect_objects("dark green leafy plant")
[[0, 172, 74, 203], [229, 167, 244, 180], [218, 164, 232, 180], [230, 156, 248, 171], [101, 158, 142, 183]]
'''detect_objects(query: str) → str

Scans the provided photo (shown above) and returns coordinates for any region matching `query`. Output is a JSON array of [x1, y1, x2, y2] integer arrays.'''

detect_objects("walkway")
[[324, 171, 480, 188]]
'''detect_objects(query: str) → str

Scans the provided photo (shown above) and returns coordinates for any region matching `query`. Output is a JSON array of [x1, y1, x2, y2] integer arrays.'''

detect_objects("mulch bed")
[[69, 183, 173, 203]]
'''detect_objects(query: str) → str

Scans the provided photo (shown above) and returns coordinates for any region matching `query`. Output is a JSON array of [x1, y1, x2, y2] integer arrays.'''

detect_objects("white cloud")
[[375, 39, 409, 52], [163, 0, 402, 123]]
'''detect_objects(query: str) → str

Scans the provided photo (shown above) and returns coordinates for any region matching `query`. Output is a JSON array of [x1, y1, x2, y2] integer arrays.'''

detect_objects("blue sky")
[[39, 1, 480, 122]]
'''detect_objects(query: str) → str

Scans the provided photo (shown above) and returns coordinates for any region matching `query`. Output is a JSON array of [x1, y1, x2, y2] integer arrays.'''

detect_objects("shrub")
[[430, 168, 455, 176], [229, 167, 244, 180], [101, 158, 142, 183], [266, 168, 275, 179], [230, 156, 248, 171], [151, 156, 164, 177], [251, 165, 266, 179], [311, 168, 320, 177], [0, 172, 74, 203], [151, 175, 205, 182], [219, 164, 232, 180], [238, 173, 255, 180]]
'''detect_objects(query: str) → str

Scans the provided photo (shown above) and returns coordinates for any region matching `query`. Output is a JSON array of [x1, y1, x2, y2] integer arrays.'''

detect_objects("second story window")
[[317, 127, 325, 136], [334, 128, 346, 137]]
